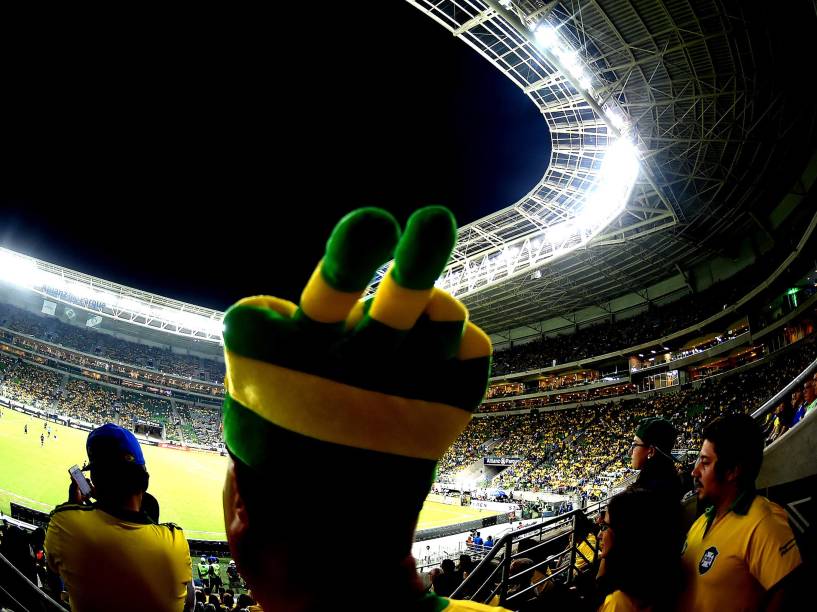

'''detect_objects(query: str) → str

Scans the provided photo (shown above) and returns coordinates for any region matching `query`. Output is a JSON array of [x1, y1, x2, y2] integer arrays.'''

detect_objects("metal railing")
[[450, 508, 600, 607], [0, 550, 65, 611], [751, 354, 817, 420]]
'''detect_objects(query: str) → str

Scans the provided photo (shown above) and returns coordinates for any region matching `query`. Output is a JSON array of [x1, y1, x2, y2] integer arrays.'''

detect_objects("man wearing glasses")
[[680, 414, 802, 611]]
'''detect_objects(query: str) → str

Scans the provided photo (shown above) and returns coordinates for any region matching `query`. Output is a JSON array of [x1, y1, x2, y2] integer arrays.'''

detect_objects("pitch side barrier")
[[415, 512, 512, 543]]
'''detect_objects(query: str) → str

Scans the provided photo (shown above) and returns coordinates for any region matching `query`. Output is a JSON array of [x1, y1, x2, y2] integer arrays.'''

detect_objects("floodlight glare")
[[0, 251, 37, 288], [533, 24, 559, 50], [604, 106, 627, 131], [601, 139, 639, 186], [557, 49, 584, 80], [547, 221, 575, 244]]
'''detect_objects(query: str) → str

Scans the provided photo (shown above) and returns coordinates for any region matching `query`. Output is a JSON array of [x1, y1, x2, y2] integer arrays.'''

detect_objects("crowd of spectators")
[[0, 302, 225, 382], [188, 405, 223, 447], [478, 383, 636, 414], [4, 329, 225, 398], [175, 403, 200, 443], [0, 357, 214, 443], [120, 391, 182, 441], [3, 322, 815, 495], [441, 334, 817, 499], [59, 378, 119, 424], [489, 262, 784, 377], [485, 370, 628, 400], [0, 360, 63, 411]]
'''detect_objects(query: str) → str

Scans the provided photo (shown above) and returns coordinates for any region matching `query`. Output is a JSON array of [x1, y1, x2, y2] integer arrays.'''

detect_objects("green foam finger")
[[322, 207, 401, 292], [391, 206, 457, 290]]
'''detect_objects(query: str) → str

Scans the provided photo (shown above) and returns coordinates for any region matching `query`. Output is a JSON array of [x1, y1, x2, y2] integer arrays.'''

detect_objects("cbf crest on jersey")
[[698, 546, 719, 575]]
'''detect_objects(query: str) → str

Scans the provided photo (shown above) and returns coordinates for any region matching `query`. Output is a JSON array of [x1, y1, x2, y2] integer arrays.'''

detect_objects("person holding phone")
[[45, 423, 193, 611]]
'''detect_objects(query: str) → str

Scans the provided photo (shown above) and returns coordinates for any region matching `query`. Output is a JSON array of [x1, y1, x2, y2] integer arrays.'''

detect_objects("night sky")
[[0, 5, 549, 311]]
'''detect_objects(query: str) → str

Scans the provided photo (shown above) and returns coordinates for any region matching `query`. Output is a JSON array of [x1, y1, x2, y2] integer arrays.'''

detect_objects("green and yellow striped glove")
[[221, 206, 492, 510]]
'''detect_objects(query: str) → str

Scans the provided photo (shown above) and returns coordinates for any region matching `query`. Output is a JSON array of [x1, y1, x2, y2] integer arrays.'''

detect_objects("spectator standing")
[[629, 417, 684, 501], [596, 489, 682, 611], [792, 381, 813, 426], [680, 414, 803, 610], [432, 559, 461, 597], [44, 423, 192, 611]]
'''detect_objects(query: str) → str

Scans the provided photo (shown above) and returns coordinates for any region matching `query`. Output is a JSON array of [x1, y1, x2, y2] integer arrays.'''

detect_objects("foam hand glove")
[[221, 207, 492, 501]]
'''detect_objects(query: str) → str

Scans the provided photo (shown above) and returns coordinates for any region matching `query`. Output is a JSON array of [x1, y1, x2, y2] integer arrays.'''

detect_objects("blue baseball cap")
[[86, 423, 145, 467]]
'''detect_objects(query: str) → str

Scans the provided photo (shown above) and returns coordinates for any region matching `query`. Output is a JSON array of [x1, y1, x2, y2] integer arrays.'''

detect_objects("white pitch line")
[[0, 486, 54, 508]]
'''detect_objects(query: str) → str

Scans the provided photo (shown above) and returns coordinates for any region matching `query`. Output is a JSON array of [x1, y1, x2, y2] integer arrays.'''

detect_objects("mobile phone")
[[68, 465, 92, 498]]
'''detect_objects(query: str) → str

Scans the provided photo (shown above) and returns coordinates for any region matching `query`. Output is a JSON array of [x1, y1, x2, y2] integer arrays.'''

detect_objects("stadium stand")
[[59, 378, 118, 425], [489, 262, 813, 376], [0, 360, 62, 411], [187, 405, 222, 448], [439, 333, 817, 499], [0, 302, 225, 382]]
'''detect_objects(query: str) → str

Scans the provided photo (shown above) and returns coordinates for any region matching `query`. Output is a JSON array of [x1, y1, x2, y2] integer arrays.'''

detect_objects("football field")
[[0, 409, 496, 539]]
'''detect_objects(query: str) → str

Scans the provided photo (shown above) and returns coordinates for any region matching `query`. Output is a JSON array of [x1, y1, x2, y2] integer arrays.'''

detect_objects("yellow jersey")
[[45, 501, 192, 612], [680, 493, 801, 612], [598, 590, 650, 611]]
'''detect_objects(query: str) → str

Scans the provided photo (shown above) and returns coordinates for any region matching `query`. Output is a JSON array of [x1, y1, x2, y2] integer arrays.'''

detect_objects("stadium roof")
[[1, 0, 814, 347], [391, 0, 817, 334]]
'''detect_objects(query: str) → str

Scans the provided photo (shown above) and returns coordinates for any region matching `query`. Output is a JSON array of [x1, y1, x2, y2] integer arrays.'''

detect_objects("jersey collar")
[[704, 488, 756, 530], [94, 501, 153, 525]]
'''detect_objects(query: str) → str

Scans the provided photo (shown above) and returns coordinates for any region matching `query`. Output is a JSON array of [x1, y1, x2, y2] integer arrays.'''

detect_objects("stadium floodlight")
[[533, 24, 559, 50], [604, 105, 628, 132], [557, 49, 583, 80], [576, 138, 639, 229], [546, 220, 575, 244], [0, 250, 38, 288]]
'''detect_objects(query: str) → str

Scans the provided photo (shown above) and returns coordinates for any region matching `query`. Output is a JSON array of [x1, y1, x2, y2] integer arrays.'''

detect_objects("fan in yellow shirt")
[[680, 414, 802, 611]]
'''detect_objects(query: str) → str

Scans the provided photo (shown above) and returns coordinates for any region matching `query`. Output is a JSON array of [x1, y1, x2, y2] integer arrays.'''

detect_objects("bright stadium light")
[[533, 24, 559, 50], [577, 138, 639, 226], [547, 220, 575, 244], [0, 251, 38, 288], [557, 49, 583, 79], [604, 106, 628, 131]]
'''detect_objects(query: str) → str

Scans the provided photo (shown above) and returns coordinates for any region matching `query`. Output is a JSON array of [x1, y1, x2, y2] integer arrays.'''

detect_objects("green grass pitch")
[[0, 409, 497, 540]]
